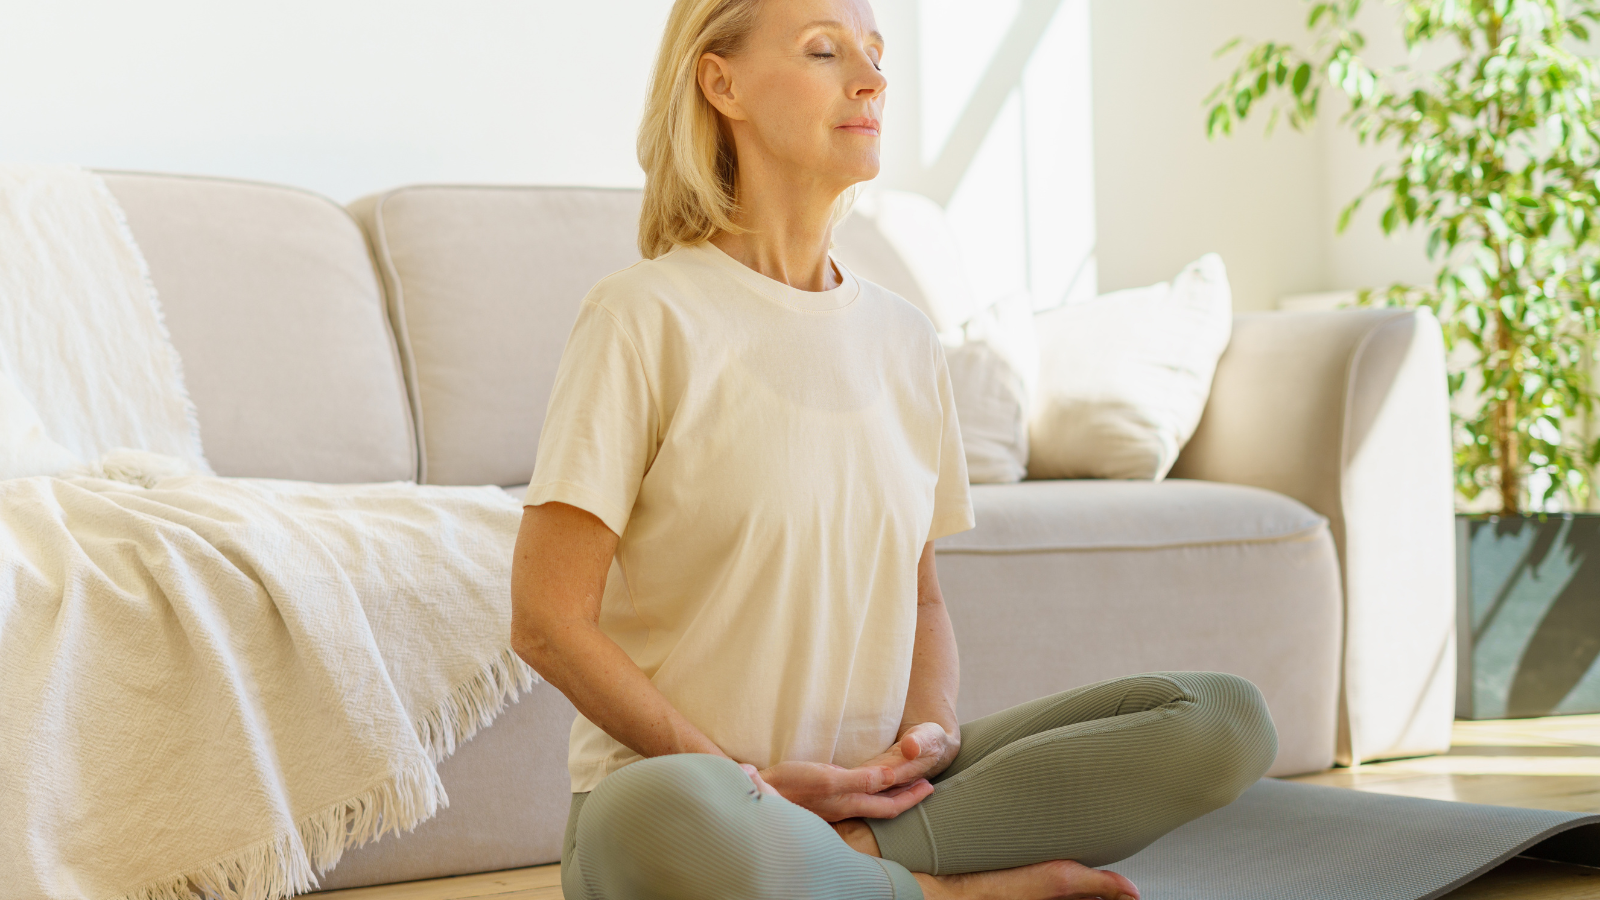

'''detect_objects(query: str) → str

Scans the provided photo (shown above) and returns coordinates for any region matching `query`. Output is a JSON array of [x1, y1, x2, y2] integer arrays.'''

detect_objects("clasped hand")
[[740, 722, 959, 822]]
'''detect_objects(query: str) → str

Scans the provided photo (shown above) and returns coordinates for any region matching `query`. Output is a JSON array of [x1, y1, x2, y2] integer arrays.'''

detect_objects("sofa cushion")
[[943, 478, 1325, 552], [350, 186, 644, 486], [936, 478, 1342, 777], [102, 172, 415, 483]]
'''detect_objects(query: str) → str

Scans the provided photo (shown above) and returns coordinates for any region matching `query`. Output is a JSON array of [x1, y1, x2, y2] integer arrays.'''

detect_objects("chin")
[[830, 155, 880, 189]]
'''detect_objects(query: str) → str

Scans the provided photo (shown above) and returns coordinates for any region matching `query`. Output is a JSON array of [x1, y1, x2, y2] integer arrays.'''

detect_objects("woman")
[[509, 0, 1277, 897]]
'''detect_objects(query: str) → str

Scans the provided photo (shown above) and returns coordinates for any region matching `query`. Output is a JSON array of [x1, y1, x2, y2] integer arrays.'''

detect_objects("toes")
[[1038, 860, 1140, 900]]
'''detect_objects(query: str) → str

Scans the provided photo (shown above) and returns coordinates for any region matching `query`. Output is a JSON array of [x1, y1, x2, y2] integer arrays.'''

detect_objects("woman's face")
[[700, 0, 888, 192]]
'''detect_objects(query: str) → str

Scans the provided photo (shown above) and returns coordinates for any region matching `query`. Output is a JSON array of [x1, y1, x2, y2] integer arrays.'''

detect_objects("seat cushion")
[[943, 478, 1326, 552], [937, 479, 1343, 777], [349, 186, 644, 486], [102, 172, 415, 483]]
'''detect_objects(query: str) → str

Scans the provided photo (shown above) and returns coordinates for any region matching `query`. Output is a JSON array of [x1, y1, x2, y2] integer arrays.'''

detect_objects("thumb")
[[842, 764, 896, 794]]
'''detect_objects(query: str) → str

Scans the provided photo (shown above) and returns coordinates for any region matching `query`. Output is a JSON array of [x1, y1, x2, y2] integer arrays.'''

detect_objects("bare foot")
[[915, 861, 1139, 900], [830, 820, 1137, 900]]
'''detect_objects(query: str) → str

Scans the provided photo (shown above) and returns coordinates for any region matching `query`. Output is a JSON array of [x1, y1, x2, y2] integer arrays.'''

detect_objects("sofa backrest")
[[349, 186, 643, 486], [103, 172, 416, 483]]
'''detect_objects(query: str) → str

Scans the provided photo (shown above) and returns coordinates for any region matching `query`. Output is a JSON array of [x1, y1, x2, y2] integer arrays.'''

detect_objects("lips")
[[837, 117, 881, 135]]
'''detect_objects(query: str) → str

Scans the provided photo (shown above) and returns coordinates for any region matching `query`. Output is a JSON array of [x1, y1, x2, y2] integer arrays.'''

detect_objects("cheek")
[[749, 70, 841, 150]]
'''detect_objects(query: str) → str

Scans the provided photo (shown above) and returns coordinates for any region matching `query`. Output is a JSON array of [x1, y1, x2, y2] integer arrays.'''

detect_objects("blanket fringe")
[[109, 754, 442, 900], [114, 830, 315, 900], [298, 753, 446, 876], [415, 647, 541, 763], [109, 650, 537, 900]]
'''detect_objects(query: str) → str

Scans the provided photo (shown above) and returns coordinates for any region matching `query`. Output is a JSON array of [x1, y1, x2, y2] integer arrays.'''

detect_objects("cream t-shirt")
[[524, 240, 975, 792]]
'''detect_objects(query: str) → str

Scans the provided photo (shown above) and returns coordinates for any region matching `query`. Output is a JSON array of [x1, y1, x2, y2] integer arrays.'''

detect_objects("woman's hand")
[[750, 760, 933, 822], [857, 721, 961, 785]]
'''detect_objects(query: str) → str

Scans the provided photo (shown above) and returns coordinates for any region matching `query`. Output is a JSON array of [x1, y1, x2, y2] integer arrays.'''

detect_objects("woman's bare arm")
[[857, 541, 963, 783], [902, 541, 961, 739], [510, 501, 725, 759], [510, 501, 934, 820]]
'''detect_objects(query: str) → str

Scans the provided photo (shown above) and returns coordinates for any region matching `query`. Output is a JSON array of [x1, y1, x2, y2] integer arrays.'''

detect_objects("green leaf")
[[1293, 62, 1313, 95], [1206, 104, 1231, 138], [1337, 197, 1361, 233]]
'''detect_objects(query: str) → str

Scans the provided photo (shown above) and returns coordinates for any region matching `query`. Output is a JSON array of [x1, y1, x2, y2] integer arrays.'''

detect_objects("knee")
[[583, 754, 747, 839], [577, 755, 760, 895], [1181, 672, 1279, 798]]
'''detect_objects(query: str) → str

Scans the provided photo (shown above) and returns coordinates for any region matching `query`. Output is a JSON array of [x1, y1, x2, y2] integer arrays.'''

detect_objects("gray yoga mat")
[[1112, 778, 1600, 900]]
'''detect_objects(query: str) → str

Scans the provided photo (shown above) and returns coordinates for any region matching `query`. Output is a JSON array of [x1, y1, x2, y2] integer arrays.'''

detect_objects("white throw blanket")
[[0, 471, 533, 900], [0, 164, 208, 472], [0, 166, 537, 900]]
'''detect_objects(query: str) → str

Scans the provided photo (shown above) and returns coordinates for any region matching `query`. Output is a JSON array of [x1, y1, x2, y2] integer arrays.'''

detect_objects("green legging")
[[560, 671, 1277, 899]]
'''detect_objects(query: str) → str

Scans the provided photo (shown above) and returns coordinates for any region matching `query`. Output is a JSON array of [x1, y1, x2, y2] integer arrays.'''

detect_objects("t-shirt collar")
[[689, 240, 860, 312]]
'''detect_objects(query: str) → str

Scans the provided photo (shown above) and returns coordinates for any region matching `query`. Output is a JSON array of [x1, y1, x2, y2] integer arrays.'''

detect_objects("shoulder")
[[583, 244, 719, 322], [849, 271, 943, 349]]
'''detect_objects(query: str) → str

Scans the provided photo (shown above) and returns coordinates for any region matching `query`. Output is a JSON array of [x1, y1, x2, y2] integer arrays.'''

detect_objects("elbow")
[[511, 608, 593, 681], [510, 613, 558, 675]]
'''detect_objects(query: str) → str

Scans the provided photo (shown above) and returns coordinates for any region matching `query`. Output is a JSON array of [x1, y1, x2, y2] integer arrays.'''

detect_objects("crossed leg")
[[562, 671, 1277, 899]]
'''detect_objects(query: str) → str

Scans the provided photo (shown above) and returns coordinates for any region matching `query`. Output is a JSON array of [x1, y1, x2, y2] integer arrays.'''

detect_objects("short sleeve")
[[523, 300, 659, 537], [928, 344, 975, 542]]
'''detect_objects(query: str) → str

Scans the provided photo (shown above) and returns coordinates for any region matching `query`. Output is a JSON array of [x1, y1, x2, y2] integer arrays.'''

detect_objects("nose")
[[853, 55, 887, 99]]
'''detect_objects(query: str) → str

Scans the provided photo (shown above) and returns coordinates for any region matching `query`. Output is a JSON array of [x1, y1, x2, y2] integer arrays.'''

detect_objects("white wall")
[[0, 1, 675, 200], [0, 0, 1093, 312], [0, 0, 1429, 313], [1320, 1, 1437, 292], [1087, 0, 1438, 311], [875, 0, 1097, 312], [1089, 0, 1329, 312]]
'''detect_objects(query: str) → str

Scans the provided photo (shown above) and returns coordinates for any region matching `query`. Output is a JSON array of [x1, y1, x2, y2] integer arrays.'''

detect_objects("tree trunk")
[[1496, 310, 1521, 515], [1497, 394, 1520, 515]]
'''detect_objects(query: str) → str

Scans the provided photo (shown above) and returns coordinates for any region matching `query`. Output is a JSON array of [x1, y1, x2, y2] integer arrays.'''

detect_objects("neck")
[[709, 154, 844, 292]]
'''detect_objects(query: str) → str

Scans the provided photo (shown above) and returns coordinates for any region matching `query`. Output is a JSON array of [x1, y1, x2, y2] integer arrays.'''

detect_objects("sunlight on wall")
[[0, 0, 674, 201], [894, 0, 1096, 312], [918, 0, 1021, 169], [0, 0, 1093, 306]]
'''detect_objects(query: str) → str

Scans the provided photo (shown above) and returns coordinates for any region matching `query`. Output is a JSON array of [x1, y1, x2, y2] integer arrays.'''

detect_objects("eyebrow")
[[799, 19, 885, 44]]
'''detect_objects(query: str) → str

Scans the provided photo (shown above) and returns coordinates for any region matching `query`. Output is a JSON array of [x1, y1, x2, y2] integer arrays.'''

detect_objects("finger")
[[879, 746, 939, 785], [834, 764, 896, 795], [845, 778, 934, 818], [741, 764, 780, 797], [909, 722, 948, 757]]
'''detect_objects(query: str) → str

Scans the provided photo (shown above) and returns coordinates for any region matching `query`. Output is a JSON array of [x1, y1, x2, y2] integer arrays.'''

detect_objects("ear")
[[697, 52, 745, 122]]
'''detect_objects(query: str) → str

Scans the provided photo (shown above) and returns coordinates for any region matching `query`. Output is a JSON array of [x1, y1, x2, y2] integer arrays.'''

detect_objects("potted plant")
[[1207, 0, 1600, 718]]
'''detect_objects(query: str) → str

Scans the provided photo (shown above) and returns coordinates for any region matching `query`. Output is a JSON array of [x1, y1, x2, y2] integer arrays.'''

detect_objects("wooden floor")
[[316, 715, 1600, 900]]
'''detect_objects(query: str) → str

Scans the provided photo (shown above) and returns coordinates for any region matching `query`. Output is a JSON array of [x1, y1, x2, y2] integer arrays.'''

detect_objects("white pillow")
[[833, 189, 986, 332], [834, 190, 1035, 483], [1027, 254, 1232, 481], [0, 372, 83, 478], [943, 291, 1037, 483]]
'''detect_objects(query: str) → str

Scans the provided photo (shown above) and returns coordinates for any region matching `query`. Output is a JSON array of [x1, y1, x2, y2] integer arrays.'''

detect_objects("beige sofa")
[[97, 171, 1456, 891]]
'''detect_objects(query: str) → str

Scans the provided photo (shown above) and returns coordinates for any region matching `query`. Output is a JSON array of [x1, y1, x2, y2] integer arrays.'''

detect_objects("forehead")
[[758, 0, 883, 43]]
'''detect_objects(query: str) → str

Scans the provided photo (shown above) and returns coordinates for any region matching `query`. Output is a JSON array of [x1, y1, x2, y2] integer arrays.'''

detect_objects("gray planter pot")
[[1457, 513, 1600, 719]]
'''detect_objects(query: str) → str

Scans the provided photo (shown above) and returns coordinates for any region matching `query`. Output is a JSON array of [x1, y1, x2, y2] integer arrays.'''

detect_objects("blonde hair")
[[637, 0, 860, 260]]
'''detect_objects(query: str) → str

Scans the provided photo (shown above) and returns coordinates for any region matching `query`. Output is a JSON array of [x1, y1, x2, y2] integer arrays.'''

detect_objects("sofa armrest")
[[1170, 308, 1456, 765]]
